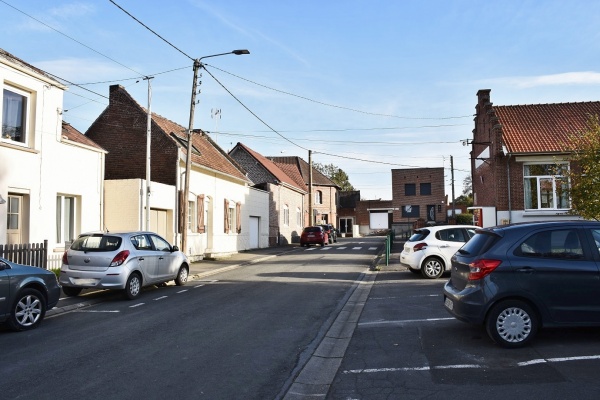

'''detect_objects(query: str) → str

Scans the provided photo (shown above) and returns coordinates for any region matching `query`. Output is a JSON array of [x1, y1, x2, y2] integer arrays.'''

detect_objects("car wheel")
[[321, 241, 326, 247], [421, 257, 445, 279], [62, 286, 83, 297], [7, 288, 46, 331], [485, 300, 539, 348], [175, 265, 189, 286], [124, 272, 142, 300], [328, 237, 333, 244]]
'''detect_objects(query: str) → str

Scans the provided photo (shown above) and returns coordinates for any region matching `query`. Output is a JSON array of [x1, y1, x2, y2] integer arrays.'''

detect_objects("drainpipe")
[[504, 146, 512, 223]]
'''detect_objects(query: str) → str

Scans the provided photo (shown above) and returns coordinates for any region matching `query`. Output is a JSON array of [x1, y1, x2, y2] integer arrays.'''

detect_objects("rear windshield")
[[70, 235, 122, 252], [304, 227, 322, 233], [457, 231, 498, 256], [408, 229, 430, 242]]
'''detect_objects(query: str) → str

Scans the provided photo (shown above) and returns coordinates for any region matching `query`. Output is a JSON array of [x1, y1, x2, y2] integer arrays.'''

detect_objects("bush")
[[456, 213, 474, 225]]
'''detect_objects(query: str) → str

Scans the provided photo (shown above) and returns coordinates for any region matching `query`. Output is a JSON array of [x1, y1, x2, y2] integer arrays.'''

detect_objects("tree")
[[313, 163, 355, 191], [462, 175, 472, 196], [564, 114, 600, 220]]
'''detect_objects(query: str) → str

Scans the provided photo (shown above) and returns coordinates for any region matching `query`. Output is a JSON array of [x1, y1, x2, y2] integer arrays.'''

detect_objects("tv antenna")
[[211, 108, 221, 145]]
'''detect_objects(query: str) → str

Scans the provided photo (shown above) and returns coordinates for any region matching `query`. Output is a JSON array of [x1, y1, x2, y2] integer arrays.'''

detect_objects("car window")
[[304, 227, 322, 233], [131, 234, 152, 250], [150, 235, 171, 252], [408, 229, 430, 242], [437, 228, 466, 242], [517, 229, 583, 259], [591, 229, 600, 256], [466, 229, 477, 239], [71, 235, 122, 251], [457, 231, 498, 256]]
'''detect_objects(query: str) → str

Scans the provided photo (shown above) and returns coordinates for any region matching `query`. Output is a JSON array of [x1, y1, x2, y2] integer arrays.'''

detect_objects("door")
[[131, 233, 160, 283], [6, 195, 22, 245], [249, 217, 259, 249], [149, 234, 178, 280], [150, 209, 168, 238]]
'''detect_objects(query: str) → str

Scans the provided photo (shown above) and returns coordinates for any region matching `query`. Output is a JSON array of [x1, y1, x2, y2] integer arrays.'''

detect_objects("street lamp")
[[181, 49, 250, 254]]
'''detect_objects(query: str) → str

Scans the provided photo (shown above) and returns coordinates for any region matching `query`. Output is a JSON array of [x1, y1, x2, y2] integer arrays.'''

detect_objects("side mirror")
[[172, 245, 180, 252]]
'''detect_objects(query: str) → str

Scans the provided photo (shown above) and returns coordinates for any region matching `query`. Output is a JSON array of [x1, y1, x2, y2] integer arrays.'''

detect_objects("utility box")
[[468, 206, 497, 228]]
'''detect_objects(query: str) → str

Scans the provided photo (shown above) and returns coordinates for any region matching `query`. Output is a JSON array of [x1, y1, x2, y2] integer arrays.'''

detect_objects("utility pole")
[[182, 59, 201, 254], [308, 150, 313, 226], [144, 76, 154, 232], [451, 155, 456, 219]]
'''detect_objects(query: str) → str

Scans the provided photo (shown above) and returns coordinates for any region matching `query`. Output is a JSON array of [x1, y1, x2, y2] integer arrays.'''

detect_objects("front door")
[[7, 195, 22, 245]]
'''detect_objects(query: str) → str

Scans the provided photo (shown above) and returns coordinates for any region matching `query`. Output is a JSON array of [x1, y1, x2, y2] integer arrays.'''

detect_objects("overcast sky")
[[3, 0, 600, 199]]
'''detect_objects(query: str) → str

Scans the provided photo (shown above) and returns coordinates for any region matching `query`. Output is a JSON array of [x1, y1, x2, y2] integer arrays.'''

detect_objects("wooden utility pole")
[[308, 150, 313, 226]]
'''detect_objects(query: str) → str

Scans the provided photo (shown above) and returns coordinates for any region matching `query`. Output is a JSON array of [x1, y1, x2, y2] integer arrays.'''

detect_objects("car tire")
[[7, 288, 46, 331], [321, 241, 326, 247], [124, 272, 142, 300], [485, 300, 539, 348], [421, 257, 445, 279], [62, 286, 83, 297], [175, 265, 188, 286]]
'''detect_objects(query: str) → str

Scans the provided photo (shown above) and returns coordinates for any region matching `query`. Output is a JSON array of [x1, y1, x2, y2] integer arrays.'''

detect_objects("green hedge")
[[456, 213, 474, 225]]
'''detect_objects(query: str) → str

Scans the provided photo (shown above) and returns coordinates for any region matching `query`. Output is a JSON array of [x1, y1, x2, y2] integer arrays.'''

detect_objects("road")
[[0, 237, 383, 400]]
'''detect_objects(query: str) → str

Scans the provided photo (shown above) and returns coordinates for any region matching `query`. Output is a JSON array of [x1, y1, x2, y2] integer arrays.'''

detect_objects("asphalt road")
[[0, 237, 383, 400]]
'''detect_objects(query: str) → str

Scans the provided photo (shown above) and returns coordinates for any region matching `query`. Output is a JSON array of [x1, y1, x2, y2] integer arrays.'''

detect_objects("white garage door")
[[249, 216, 259, 248], [369, 211, 388, 230]]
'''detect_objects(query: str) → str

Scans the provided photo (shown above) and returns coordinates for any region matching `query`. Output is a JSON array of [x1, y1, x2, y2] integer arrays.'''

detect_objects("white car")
[[400, 225, 478, 279]]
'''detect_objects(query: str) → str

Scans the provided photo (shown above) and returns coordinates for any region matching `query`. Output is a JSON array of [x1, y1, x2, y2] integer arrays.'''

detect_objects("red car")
[[300, 226, 329, 247]]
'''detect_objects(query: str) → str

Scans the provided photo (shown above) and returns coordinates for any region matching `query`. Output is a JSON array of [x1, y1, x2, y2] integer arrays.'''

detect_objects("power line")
[[207, 63, 474, 121]]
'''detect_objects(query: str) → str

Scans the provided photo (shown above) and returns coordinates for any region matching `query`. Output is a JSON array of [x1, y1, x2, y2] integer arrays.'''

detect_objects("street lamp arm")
[[198, 49, 250, 61]]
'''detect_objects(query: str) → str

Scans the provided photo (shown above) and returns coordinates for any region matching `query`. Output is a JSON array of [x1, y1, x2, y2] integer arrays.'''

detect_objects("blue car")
[[444, 221, 600, 348], [0, 257, 61, 331]]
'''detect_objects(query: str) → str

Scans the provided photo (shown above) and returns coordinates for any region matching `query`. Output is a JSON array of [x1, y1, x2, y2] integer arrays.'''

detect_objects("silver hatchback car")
[[60, 231, 189, 300]]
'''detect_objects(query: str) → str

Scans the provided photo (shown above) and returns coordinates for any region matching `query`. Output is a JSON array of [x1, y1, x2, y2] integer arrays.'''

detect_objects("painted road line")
[[177, 290, 188, 294], [369, 247, 377, 250], [359, 317, 455, 326], [129, 303, 145, 308], [153, 296, 168, 301], [75, 310, 120, 313], [337, 247, 347, 249], [352, 247, 362, 250]]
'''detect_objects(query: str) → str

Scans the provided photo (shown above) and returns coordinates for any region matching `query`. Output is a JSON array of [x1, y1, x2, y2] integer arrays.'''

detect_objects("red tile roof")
[[62, 122, 105, 151], [234, 143, 306, 192], [495, 102, 600, 154], [269, 156, 338, 188], [151, 113, 249, 182]]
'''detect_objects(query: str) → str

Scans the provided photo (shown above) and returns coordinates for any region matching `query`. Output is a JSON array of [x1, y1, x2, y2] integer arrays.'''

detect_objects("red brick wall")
[[85, 85, 179, 186], [391, 168, 446, 223]]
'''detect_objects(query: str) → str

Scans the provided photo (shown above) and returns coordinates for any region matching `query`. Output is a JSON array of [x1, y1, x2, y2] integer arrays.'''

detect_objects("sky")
[[3, 0, 600, 200]]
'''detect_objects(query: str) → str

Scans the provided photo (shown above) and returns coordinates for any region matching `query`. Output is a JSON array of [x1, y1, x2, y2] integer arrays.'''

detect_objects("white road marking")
[[154, 296, 168, 301], [337, 247, 347, 249], [343, 354, 600, 375], [194, 284, 206, 288], [359, 317, 455, 326], [352, 247, 362, 250], [129, 303, 145, 308], [177, 290, 188, 293], [75, 310, 120, 313], [369, 247, 377, 250], [321, 247, 332, 250]]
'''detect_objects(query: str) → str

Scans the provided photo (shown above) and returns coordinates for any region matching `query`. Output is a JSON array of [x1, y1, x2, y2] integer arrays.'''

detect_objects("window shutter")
[[236, 202, 241, 233], [224, 199, 229, 234], [197, 195, 205, 233]]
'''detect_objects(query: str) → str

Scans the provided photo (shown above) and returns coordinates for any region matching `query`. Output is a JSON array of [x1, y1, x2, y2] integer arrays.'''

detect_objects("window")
[[56, 195, 76, 243], [228, 207, 234, 233], [187, 200, 195, 232], [150, 234, 171, 251], [283, 204, 289, 226], [401, 205, 419, 218], [2, 87, 29, 143], [420, 183, 431, 195], [523, 163, 570, 210], [297, 207, 302, 226], [405, 184, 416, 196], [437, 228, 466, 242], [315, 190, 323, 204], [7, 195, 19, 230], [517, 229, 583, 259]]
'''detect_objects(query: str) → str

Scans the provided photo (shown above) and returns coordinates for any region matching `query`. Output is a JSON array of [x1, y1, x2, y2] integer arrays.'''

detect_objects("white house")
[[85, 85, 268, 260], [0, 48, 106, 257]]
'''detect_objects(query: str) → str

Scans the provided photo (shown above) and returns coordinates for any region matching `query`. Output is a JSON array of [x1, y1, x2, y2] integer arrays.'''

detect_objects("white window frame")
[[188, 200, 195, 232], [1, 85, 31, 146], [523, 162, 570, 210], [56, 195, 77, 244], [296, 207, 302, 227], [283, 204, 290, 226]]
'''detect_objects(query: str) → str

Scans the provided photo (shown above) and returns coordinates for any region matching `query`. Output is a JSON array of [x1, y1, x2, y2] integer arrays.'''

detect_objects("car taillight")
[[413, 242, 427, 252], [62, 251, 69, 265], [468, 259, 502, 280], [110, 250, 130, 267]]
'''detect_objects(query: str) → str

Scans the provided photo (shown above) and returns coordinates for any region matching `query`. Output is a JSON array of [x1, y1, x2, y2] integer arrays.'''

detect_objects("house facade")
[[229, 143, 306, 245], [268, 156, 339, 228], [391, 167, 447, 226], [0, 49, 106, 256], [85, 85, 268, 260], [470, 89, 600, 227]]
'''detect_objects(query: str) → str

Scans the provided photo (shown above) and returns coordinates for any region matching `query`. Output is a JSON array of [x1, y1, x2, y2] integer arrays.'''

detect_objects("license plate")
[[73, 278, 98, 286], [308, 234, 315, 237], [444, 297, 453, 310]]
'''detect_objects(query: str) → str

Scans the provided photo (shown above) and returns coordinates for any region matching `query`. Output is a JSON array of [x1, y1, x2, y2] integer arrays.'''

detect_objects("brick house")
[[268, 156, 339, 227], [470, 89, 600, 227], [0, 48, 106, 258], [338, 191, 361, 236], [229, 143, 306, 246], [85, 85, 269, 259], [391, 167, 447, 227]]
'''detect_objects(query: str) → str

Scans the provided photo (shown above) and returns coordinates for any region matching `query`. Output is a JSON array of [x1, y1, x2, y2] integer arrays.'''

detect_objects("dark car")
[[320, 224, 337, 244], [300, 226, 329, 247], [0, 257, 61, 331], [443, 220, 600, 348]]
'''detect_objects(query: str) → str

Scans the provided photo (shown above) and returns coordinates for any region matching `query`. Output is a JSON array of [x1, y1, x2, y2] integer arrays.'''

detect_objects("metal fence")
[[0, 240, 48, 269]]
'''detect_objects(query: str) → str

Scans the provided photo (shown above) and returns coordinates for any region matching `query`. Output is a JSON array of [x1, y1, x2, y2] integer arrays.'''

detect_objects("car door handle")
[[516, 267, 534, 274], [159, 257, 164, 260], [138, 257, 144, 261]]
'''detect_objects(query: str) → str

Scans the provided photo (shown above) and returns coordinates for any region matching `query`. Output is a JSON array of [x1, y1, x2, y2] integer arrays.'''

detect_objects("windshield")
[[70, 234, 122, 252]]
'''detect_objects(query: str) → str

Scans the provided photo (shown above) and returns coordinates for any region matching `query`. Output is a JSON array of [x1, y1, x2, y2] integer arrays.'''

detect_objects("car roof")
[[415, 225, 479, 233]]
